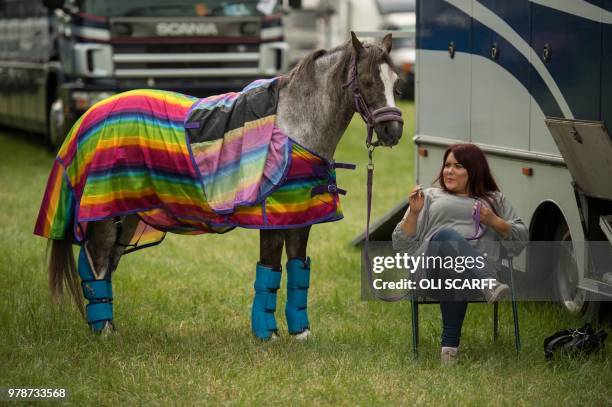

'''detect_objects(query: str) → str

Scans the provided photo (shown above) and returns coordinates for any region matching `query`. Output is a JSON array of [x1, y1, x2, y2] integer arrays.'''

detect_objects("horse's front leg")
[[79, 216, 139, 334], [252, 230, 285, 340], [284, 226, 311, 339]]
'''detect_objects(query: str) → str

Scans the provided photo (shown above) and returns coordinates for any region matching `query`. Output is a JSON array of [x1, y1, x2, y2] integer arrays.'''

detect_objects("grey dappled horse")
[[47, 33, 403, 339]]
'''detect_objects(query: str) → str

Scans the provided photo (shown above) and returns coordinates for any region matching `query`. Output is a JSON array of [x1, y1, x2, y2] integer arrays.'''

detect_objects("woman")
[[392, 143, 528, 363]]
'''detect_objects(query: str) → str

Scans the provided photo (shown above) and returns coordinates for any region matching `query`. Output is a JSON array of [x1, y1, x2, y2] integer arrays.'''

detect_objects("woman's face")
[[443, 152, 469, 195]]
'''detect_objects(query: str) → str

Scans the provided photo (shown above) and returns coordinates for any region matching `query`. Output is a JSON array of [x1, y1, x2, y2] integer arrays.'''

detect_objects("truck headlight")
[[71, 91, 114, 111]]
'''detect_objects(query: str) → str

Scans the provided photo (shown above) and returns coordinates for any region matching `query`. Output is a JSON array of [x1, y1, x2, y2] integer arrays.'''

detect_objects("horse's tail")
[[48, 239, 84, 318]]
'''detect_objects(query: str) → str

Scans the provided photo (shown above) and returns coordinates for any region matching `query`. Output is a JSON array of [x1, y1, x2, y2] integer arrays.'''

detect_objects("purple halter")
[[342, 54, 404, 148]]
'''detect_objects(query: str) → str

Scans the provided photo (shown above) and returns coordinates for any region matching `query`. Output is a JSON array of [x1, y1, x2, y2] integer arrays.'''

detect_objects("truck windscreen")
[[82, 0, 276, 17]]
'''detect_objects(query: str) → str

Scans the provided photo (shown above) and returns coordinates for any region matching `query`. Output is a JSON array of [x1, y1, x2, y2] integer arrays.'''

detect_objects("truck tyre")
[[553, 221, 601, 320]]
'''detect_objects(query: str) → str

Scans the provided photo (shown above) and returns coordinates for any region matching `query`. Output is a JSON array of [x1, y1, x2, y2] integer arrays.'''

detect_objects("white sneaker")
[[483, 280, 510, 304], [441, 346, 459, 364]]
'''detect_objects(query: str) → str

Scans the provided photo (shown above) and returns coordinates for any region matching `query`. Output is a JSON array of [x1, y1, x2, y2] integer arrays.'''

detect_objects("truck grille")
[[108, 16, 265, 78], [112, 43, 260, 78], [113, 43, 259, 54], [112, 43, 260, 77]]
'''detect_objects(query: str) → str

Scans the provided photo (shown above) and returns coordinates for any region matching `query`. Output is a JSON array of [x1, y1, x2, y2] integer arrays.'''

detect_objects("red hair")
[[435, 143, 500, 213]]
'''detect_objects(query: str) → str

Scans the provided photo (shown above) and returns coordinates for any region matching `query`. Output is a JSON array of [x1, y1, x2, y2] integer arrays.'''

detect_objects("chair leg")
[[411, 296, 419, 358], [511, 298, 521, 353], [509, 262, 521, 353], [493, 302, 499, 342]]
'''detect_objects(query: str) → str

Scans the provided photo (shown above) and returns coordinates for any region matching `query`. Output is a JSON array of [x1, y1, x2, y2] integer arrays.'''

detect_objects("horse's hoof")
[[94, 321, 116, 338], [292, 329, 310, 341], [254, 331, 278, 341]]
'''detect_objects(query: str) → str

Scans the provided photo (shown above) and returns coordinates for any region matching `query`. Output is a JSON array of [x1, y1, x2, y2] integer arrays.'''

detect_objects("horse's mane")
[[279, 42, 354, 91], [279, 40, 398, 92]]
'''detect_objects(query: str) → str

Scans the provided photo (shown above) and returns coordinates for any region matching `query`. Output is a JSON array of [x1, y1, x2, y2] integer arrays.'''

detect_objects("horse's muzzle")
[[374, 120, 403, 147], [370, 106, 403, 147]]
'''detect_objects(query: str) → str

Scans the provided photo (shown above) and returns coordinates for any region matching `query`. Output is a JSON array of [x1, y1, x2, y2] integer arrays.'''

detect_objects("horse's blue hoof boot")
[[251, 263, 282, 340], [78, 247, 114, 333], [286, 257, 311, 335]]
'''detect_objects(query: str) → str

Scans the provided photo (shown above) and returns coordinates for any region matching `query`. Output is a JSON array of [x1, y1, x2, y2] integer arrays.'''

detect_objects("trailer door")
[[470, 0, 530, 150], [530, 0, 603, 154], [546, 118, 612, 298], [417, 0, 471, 141]]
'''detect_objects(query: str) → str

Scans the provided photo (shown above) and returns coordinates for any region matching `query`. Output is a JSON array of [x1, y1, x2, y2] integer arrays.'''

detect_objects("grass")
[[0, 102, 610, 405]]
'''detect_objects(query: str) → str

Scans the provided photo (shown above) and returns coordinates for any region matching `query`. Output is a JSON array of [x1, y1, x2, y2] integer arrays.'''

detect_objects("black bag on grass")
[[544, 323, 607, 361]]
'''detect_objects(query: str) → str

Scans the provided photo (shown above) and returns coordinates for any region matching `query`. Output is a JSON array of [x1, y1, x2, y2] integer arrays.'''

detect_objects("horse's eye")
[[360, 75, 373, 87], [393, 83, 402, 97]]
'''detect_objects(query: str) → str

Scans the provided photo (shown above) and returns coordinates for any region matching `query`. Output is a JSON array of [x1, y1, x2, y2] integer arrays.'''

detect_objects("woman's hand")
[[477, 203, 496, 226], [408, 185, 425, 215], [474, 201, 511, 239], [401, 185, 424, 237]]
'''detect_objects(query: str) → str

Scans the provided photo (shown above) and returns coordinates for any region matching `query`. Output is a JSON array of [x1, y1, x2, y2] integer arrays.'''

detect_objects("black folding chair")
[[410, 251, 521, 357]]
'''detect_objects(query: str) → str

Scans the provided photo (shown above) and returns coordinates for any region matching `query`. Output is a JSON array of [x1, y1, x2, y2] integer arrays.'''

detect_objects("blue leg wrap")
[[251, 263, 282, 340], [78, 247, 113, 332], [285, 257, 310, 335]]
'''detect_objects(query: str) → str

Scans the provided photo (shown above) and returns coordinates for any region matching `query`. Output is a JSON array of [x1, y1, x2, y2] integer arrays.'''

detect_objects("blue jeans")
[[429, 228, 494, 347]]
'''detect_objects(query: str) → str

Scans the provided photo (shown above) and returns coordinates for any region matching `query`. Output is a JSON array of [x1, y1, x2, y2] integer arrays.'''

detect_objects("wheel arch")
[[529, 199, 568, 241]]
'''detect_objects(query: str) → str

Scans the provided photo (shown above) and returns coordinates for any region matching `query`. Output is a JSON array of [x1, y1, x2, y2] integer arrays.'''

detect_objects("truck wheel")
[[48, 96, 65, 149], [553, 221, 600, 319]]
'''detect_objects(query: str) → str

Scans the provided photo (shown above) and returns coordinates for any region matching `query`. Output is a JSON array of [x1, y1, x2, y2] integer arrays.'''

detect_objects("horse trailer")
[[360, 0, 611, 319], [415, 0, 612, 317]]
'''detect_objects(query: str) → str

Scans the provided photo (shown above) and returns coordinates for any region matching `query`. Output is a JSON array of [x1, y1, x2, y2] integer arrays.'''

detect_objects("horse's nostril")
[[387, 123, 399, 135]]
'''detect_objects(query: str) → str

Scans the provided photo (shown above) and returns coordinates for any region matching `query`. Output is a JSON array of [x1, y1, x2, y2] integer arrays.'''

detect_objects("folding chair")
[[410, 251, 521, 357]]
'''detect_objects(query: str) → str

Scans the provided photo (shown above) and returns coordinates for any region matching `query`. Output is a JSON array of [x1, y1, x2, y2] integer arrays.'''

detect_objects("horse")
[[35, 32, 403, 340]]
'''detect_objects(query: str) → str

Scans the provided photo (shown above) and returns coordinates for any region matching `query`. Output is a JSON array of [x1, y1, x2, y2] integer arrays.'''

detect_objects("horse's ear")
[[382, 33, 392, 54], [351, 31, 364, 56]]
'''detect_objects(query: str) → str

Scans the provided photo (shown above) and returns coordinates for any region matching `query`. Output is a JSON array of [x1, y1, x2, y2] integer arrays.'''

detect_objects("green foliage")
[[0, 104, 610, 405]]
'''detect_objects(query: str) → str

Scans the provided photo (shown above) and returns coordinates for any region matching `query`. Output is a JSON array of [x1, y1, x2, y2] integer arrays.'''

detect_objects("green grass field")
[[0, 102, 610, 405]]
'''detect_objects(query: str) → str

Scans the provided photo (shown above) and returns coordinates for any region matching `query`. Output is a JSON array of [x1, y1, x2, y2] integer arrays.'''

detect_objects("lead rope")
[[364, 145, 411, 302]]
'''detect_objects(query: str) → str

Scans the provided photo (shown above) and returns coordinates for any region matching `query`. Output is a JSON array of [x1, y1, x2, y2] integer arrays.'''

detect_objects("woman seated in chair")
[[392, 143, 528, 362]]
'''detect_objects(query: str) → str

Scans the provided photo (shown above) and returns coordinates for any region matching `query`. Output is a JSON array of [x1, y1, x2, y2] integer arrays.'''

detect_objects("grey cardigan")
[[392, 188, 528, 267]]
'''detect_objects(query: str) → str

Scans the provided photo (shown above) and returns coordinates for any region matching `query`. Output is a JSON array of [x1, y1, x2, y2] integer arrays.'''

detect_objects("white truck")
[[364, 0, 612, 319]]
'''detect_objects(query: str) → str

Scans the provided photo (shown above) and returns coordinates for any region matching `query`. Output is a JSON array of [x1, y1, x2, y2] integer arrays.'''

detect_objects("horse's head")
[[347, 32, 404, 147]]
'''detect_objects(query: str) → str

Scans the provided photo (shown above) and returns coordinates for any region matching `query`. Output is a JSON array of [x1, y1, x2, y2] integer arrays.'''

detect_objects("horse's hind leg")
[[252, 230, 284, 340], [79, 215, 139, 333], [284, 226, 312, 339]]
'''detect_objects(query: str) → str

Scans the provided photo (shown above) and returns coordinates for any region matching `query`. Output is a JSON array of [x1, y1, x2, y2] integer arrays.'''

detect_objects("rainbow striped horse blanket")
[[34, 78, 349, 252]]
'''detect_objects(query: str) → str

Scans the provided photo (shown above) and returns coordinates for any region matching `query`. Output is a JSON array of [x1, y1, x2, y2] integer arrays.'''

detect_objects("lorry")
[[362, 0, 611, 319], [0, 0, 290, 147], [416, 0, 611, 318]]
